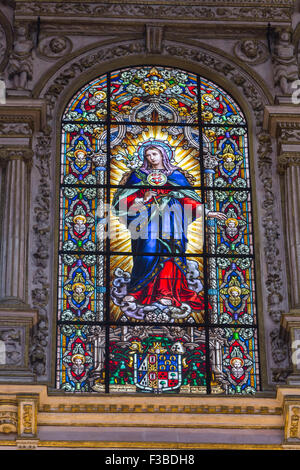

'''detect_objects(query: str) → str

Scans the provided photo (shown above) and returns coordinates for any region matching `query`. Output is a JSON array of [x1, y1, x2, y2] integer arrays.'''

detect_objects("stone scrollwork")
[[234, 39, 269, 65], [14, 2, 293, 22], [289, 407, 300, 439], [17, 396, 38, 440], [256, 133, 283, 314], [256, 131, 290, 380], [21, 404, 34, 434], [30, 132, 52, 377], [42, 40, 145, 117], [0, 121, 33, 136]]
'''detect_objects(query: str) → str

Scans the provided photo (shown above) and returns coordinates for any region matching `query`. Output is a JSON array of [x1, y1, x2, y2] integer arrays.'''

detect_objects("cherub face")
[[75, 218, 85, 226], [231, 358, 243, 368], [75, 151, 86, 161], [50, 37, 66, 54], [230, 288, 240, 298], [228, 221, 236, 228], [225, 219, 239, 237], [203, 93, 218, 107], [90, 91, 106, 105], [74, 358, 83, 366], [241, 40, 258, 59], [74, 285, 84, 294]]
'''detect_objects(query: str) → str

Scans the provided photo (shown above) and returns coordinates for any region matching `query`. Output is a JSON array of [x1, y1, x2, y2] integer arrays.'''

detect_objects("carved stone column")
[[280, 153, 300, 384], [0, 149, 32, 305], [264, 107, 300, 385], [282, 159, 300, 307], [0, 100, 46, 383]]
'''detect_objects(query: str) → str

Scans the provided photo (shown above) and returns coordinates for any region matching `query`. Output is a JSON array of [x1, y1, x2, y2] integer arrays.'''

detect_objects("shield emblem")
[[134, 352, 182, 392]]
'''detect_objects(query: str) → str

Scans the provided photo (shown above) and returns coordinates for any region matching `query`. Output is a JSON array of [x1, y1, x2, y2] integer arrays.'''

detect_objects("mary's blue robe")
[[112, 169, 204, 307]]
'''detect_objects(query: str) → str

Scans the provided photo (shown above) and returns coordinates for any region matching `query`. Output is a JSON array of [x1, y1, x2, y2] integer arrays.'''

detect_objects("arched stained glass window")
[[57, 66, 260, 395]]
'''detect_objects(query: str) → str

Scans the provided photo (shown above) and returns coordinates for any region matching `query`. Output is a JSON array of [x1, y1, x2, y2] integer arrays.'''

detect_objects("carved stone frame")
[[26, 36, 289, 391]]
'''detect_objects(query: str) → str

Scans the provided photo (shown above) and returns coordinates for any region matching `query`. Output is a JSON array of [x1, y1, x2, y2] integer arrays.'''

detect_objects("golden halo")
[[228, 285, 242, 296], [230, 357, 244, 367], [71, 354, 85, 363], [73, 215, 87, 223], [225, 217, 238, 227], [202, 93, 214, 102], [74, 149, 87, 158], [94, 90, 106, 100], [72, 282, 85, 291], [223, 152, 235, 161]]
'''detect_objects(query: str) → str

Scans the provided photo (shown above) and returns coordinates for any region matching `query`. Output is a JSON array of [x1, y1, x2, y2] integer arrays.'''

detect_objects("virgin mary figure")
[[112, 140, 225, 317]]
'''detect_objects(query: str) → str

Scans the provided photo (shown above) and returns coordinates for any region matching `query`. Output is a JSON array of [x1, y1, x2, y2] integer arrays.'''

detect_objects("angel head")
[[222, 152, 236, 171], [225, 217, 239, 237], [74, 148, 88, 167], [73, 214, 87, 228], [71, 353, 86, 365]]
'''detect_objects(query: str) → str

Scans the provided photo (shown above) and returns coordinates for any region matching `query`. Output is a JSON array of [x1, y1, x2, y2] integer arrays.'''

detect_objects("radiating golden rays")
[[109, 126, 204, 321], [110, 126, 201, 186]]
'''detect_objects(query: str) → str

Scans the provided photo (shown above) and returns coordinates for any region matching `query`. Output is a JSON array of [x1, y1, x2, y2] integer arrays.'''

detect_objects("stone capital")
[[263, 106, 300, 173], [0, 146, 33, 166], [277, 151, 300, 174]]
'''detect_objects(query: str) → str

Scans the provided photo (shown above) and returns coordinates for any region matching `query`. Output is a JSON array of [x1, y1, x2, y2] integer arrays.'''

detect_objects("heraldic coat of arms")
[[133, 337, 182, 393]]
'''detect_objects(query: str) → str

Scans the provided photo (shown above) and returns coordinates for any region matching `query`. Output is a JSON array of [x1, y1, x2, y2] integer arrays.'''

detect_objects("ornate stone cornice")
[[0, 99, 47, 132], [263, 106, 300, 136], [15, 1, 293, 23]]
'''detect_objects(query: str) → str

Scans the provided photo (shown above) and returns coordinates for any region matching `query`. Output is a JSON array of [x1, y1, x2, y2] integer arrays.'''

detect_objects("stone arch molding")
[[31, 37, 289, 387]]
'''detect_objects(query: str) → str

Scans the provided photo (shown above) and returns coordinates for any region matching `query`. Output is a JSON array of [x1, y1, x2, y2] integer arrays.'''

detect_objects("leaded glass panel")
[[57, 66, 259, 395]]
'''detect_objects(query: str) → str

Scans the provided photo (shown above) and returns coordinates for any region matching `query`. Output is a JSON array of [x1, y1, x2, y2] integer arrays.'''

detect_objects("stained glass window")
[[57, 66, 260, 395]]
